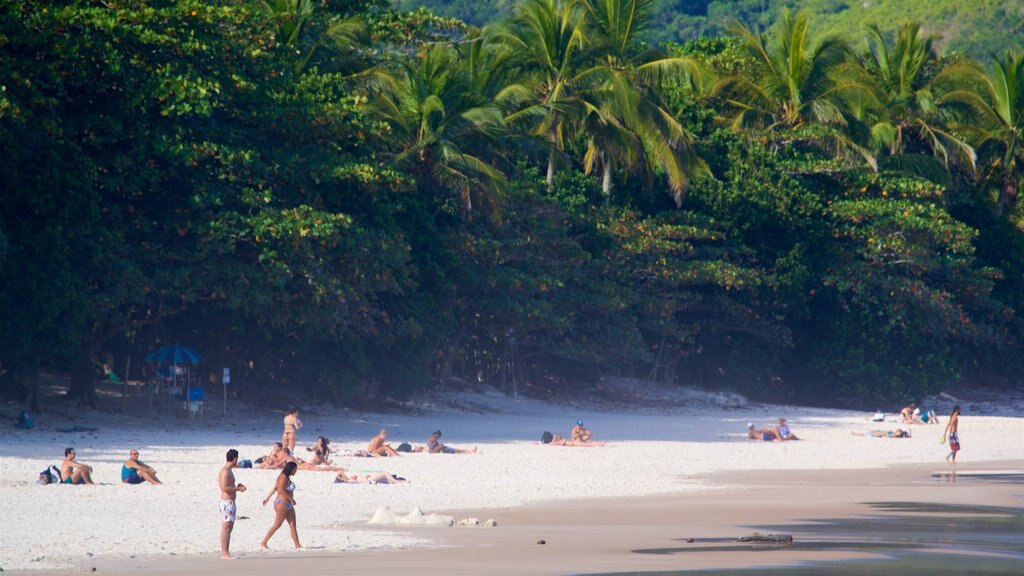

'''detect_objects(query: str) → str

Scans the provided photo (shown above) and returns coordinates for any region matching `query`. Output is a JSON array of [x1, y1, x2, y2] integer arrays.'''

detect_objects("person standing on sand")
[[122, 449, 161, 484], [368, 428, 400, 457], [219, 449, 247, 560], [282, 408, 302, 454], [944, 405, 961, 464], [260, 461, 302, 550], [60, 448, 94, 485]]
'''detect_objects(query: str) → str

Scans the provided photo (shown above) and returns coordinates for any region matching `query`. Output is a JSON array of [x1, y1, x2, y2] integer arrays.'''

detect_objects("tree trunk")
[[22, 364, 41, 413], [68, 331, 98, 408], [546, 129, 558, 189], [602, 161, 613, 205]]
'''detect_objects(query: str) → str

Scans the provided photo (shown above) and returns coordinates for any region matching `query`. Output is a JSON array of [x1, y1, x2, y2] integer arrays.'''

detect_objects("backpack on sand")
[[541, 431, 553, 444], [38, 465, 61, 485]]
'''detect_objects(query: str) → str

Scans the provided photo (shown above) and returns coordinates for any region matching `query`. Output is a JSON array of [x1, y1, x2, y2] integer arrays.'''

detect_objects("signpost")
[[222, 368, 230, 417]]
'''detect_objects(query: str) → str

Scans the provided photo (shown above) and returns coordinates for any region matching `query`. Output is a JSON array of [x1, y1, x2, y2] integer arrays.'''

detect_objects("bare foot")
[[221, 554, 237, 560], [259, 544, 270, 550]]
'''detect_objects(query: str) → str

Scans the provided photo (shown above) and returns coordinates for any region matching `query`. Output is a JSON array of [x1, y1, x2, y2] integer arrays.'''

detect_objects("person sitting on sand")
[[747, 423, 778, 441], [257, 443, 288, 469], [425, 430, 477, 454], [900, 403, 921, 424], [294, 439, 346, 472], [60, 447, 94, 485], [334, 469, 408, 484], [368, 428, 400, 457], [306, 435, 337, 462], [122, 449, 162, 484], [853, 429, 911, 438], [772, 418, 799, 441], [571, 420, 592, 443]]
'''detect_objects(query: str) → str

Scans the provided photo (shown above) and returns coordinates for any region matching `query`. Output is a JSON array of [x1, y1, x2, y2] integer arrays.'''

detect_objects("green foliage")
[[2, 0, 1023, 408]]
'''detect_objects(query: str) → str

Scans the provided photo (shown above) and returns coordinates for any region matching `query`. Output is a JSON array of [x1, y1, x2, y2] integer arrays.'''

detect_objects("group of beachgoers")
[[746, 418, 800, 442], [54, 447, 162, 486], [50, 402, 965, 561], [745, 406, 963, 467], [540, 420, 606, 446]]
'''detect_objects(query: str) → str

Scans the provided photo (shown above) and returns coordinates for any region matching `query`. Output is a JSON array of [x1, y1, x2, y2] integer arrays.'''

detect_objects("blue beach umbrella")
[[146, 345, 205, 365], [146, 346, 205, 410]]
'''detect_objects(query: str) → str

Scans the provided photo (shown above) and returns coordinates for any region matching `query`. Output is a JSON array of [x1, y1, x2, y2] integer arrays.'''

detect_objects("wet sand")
[[79, 461, 1022, 576]]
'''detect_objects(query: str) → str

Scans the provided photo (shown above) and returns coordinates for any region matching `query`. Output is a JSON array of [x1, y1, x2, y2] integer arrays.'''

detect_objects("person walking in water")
[[260, 461, 301, 550], [282, 408, 302, 454], [944, 405, 961, 464], [218, 449, 247, 560]]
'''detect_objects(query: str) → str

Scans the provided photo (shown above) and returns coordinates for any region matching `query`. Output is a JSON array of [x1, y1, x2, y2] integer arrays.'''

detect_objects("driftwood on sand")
[[736, 532, 793, 543]]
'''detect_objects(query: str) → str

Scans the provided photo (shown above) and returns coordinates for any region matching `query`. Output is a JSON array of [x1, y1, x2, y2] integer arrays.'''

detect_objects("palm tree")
[[939, 51, 1024, 217], [491, 0, 706, 205], [578, 0, 707, 205], [714, 10, 853, 130], [261, 0, 368, 74], [858, 22, 974, 177], [370, 44, 510, 220], [486, 0, 593, 189], [712, 10, 874, 168]]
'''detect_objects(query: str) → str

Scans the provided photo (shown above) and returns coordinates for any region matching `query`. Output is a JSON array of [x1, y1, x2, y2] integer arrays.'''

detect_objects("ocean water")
[[586, 475, 1024, 576]]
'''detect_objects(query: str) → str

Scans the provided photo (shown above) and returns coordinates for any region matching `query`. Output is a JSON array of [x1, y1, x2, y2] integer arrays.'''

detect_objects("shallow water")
[[585, 495, 1024, 576]]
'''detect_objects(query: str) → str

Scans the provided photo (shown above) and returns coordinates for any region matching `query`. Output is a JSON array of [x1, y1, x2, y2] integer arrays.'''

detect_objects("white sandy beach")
[[1, 380, 1022, 573]]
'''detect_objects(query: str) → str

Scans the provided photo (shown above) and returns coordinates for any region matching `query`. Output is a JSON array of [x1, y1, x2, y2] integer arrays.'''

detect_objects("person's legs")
[[141, 470, 161, 485], [221, 522, 234, 559], [286, 509, 301, 549], [261, 503, 288, 549]]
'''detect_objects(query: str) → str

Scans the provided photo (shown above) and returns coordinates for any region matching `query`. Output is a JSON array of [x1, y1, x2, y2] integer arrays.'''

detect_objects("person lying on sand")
[[122, 449, 162, 484], [541, 431, 606, 447], [853, 429, 911, 438], [368, 428, 400, 457], [425, 430, 477, 454], [61, 447, 94, 485], [334, 469, 408, 484], [747, 423, 778, 441]]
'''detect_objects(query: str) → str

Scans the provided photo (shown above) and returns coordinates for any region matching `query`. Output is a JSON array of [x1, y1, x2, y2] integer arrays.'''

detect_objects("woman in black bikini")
[[261, 461, 302, 550]]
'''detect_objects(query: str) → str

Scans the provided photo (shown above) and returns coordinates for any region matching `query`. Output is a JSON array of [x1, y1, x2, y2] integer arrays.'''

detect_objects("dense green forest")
[[2, 0, 1022, 410], [393, 0, 1024, 58]]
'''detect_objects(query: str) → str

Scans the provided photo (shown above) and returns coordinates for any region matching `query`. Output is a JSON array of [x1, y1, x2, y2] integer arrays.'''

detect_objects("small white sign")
[[223, 367, 230, 384]]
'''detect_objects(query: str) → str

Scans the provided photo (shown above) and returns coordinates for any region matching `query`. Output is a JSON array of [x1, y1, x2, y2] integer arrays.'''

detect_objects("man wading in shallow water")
[[218, 448, 247, 560]]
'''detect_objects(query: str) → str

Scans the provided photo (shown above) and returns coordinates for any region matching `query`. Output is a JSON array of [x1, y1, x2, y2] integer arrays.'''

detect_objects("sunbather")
[[853, 429, 912, 438], [747, 423, 778, 441], [425, 430, 477, 454], [256, 443, 288, 469], [368, 429, 400, 457], [334, 469, 408, 484], [542, 432, 606, 447]]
